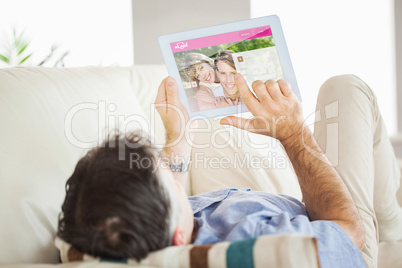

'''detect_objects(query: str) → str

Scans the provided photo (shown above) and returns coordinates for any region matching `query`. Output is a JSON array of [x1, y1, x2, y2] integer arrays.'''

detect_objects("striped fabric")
[[55, 234, 319, 268]]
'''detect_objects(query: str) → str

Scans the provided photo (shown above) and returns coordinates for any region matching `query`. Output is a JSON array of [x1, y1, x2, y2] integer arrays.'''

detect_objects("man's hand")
[[220, 74, 365, 250], [155, 77, 189, 145], [154, 77, 196, 187], [155, 77, 198, 148], [220, 74, 304, 142]]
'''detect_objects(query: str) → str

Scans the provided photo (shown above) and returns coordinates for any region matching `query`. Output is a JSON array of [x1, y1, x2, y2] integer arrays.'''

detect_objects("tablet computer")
[[159, 15, 301, 118]]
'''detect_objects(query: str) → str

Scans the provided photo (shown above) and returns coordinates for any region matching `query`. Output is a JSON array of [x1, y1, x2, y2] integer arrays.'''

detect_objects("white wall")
[[0, 0, 133, 67], [251, 0, 397, 134], [132, 0, 250, 64], [396, 0, 402, 132]]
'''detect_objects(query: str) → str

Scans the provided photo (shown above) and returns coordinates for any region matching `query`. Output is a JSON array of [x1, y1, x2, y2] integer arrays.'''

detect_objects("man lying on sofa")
[[57, 74, 402, 268]]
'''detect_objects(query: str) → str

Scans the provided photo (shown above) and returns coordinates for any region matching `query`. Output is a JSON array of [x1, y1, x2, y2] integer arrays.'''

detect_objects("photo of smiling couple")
[[174, 34, 283, 112], [182, 50, 242, 111]]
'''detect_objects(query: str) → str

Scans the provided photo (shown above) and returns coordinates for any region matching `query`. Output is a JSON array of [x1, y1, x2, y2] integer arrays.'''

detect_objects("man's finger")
[[277, 79, 293, 97], [155, 77, 168, 104], [235, 73, 259, 114], [252, 80, 272, 103], [165, 77, 181, 105], [265, 80, 282, 100], [220, 116, 254, 132]]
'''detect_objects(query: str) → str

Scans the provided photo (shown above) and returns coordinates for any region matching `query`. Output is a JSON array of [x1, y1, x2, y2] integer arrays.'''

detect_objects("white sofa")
[[0, 66, 401, 267]]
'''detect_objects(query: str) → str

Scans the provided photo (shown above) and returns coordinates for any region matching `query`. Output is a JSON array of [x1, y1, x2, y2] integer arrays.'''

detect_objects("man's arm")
[[281, 124, 365, 250], [220, 75, 365, 250], [154, 77, 194, 189], [161, 141, 191, 189]]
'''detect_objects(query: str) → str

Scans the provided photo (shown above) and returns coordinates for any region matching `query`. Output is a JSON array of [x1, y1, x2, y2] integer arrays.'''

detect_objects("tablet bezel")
[[159, 15, 301, 119]]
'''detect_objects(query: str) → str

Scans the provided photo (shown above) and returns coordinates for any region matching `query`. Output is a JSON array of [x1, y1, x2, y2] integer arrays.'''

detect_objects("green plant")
[[0, 28, 69, 67]]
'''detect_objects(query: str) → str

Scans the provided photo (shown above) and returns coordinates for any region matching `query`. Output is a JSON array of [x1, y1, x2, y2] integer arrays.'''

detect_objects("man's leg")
[[313, 75, 402, 268]]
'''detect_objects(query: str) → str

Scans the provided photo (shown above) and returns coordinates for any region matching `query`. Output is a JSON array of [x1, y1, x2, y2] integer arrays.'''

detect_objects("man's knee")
[[318, 74, 374, 105]]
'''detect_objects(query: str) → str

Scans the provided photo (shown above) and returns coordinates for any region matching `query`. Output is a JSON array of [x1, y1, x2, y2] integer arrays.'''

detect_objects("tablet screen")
[[170, 26, 284, 113]]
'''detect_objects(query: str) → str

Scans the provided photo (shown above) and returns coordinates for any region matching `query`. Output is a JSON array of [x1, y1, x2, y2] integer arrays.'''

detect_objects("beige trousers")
[[314, 75, 401, 268]]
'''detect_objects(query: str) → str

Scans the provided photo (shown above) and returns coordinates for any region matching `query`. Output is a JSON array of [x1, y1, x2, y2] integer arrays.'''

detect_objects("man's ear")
[[172, 225, 186, 246]]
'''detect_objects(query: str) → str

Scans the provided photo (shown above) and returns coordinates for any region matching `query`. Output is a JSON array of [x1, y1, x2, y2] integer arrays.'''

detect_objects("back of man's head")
[[57, 133, 176, 261]]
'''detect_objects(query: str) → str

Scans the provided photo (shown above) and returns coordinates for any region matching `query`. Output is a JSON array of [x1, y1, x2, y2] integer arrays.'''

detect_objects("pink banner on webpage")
[[170, 26, 272, 53]]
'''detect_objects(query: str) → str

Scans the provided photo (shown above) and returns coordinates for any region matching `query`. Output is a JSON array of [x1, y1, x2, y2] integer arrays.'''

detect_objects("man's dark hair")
[[57, 132, 175, 261]]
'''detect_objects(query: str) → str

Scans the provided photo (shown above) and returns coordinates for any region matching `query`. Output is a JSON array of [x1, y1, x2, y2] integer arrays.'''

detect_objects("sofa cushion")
[[130, 65, 168, 146], [0, 67, 151, 263]]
